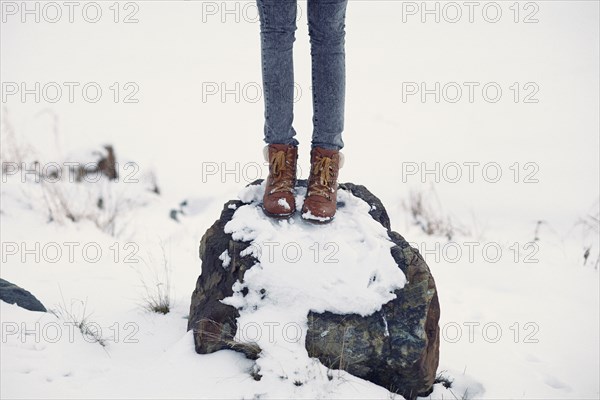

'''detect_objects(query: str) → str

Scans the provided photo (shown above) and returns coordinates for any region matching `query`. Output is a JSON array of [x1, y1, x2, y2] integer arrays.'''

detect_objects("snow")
[[381, 314, 389, 337], [277, 197, 292, 211], [224, 182, 405, 316], [301, 209, 332, 222], [221, 182, 405, 386], [1, 1, 599, 399], [218, 250, 231, 268]]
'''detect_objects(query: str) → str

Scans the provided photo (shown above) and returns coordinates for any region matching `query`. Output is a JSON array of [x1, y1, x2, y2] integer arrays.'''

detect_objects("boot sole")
[[261, 204, 295, 220], [302, 217, 334, 225]]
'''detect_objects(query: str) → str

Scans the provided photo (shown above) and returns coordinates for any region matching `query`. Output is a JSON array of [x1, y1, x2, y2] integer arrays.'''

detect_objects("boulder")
[[187, 180, 440, 399]]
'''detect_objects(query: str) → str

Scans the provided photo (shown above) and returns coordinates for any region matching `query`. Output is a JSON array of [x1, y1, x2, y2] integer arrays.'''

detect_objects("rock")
[[0, 278, 47, 312], [187, 180, 440, 399], [187, 197, 258, 358]]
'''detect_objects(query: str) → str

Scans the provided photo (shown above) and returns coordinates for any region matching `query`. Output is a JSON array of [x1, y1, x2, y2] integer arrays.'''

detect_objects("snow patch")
[[382, 314, 390, 337], [218, 250, 231, 268], [222, 183, 406, 386], [277, 197, 291, 211], [301, 209, 332, 222]]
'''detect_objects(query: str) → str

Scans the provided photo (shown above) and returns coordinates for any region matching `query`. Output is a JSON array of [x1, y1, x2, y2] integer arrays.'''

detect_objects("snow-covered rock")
[[187, 180, 440, 399]]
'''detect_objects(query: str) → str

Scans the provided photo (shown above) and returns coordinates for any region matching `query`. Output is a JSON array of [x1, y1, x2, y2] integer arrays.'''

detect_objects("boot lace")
[[269, 150, 294, 194], [308, 156, 337, 200]]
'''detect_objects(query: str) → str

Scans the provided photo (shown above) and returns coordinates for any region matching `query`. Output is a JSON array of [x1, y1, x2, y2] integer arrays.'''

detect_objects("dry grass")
[[405, 186, 469, 241], [132, 242, 173, 315], [50, 289, 107, 347]]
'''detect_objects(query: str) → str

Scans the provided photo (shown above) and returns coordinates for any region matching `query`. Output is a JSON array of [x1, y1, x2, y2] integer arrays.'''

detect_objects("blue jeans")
[[257, 0, 347, 151]]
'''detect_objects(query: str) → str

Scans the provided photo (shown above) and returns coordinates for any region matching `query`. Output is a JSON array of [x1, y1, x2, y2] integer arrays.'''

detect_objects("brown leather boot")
[[262, 144, 298, 218], [301, 146, 343, 223]]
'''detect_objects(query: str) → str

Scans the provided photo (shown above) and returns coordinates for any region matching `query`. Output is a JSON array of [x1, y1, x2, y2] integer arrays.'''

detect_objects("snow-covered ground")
[[1, 1, 599, 398]]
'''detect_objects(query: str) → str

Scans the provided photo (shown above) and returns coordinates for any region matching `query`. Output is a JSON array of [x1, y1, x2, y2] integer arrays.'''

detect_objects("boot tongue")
[[270, 151, 286, 178]]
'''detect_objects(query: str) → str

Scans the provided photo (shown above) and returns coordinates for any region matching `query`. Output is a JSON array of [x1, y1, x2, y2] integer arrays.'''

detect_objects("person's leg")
[[307, 0, 348, 151], [301, 0, 347, 223], [257, 0, 299, 147], [258, 0, 299, 218]]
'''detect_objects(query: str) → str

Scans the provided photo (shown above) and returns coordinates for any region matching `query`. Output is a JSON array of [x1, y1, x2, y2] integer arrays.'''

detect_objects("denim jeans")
[[257, 0, 347, 151]]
